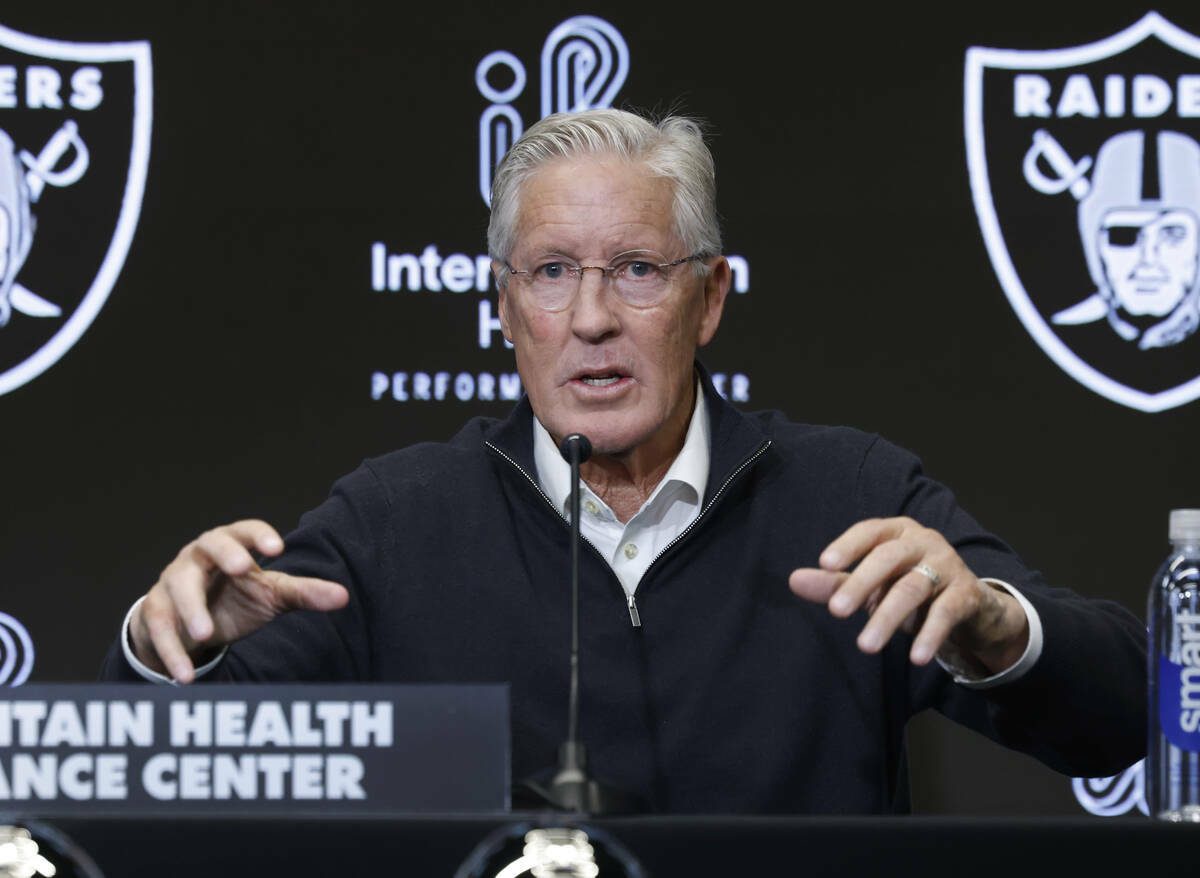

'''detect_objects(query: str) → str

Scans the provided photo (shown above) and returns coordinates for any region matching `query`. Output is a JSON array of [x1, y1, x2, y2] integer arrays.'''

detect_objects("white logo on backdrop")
[[477, 15, 629, 205], [966, 12, 1200, 412], [0, 24, 151, 398], [369, 15, 751, 405], [1044, 129, 1200, 349], [0, 611, 34, 686], [1072, 760, 1149, 816], [0, 121, 89, 325]]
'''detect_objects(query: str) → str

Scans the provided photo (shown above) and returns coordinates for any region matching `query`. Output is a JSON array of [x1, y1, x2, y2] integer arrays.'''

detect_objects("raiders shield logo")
[[967, 13, 1200, 412], [0, 24, 150, 397]]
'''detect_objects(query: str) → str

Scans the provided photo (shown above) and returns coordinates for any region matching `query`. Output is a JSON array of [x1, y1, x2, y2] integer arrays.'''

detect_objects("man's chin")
[[562, 420, 651, 459], [1117, 298, 1181, 319]]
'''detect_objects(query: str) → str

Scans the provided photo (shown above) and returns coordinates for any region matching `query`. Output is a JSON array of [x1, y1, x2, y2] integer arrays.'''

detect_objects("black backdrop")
[[1, 0, 1197, 816]]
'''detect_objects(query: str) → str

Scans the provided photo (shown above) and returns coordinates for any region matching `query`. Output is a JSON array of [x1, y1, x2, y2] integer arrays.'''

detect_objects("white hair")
[[487, 108, 722, 277]]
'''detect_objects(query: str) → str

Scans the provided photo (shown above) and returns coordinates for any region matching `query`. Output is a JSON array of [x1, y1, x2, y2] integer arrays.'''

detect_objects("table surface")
[[6, 813, 1191, 877]]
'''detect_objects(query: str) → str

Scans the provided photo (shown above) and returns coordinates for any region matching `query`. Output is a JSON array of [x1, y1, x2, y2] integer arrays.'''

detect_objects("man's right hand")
[[129, 519, 349, 684]]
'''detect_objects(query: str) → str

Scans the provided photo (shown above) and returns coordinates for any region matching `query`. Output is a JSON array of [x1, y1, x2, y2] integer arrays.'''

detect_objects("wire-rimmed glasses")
[[503, 250, 704, 311]]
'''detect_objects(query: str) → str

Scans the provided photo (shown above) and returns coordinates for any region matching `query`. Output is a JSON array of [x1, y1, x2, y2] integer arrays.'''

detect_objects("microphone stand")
[[518, 433, 646, 815], [554, 432, 589, 811]]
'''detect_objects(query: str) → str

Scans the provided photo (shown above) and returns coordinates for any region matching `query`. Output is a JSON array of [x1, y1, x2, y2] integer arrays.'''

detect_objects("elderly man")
[[104, 108, 1145, 813]]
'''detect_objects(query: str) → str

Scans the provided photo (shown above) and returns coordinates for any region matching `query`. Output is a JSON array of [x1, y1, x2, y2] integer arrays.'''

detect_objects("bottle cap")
[[1169, 509, 1200, 542]]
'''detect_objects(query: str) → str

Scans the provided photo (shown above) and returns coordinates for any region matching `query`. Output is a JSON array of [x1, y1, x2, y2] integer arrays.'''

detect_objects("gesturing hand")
[[130, 519, 349, 683], [788, 517, 1028, 674]]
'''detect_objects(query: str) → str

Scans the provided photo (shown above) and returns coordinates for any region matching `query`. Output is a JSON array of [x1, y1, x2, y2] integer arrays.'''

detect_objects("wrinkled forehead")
[[1101, 207, 1200, 232], [513, 157, 679, 256], [516, 156, 672, 211]]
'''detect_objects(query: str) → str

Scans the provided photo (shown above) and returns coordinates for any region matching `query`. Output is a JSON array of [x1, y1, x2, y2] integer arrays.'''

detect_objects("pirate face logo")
[[0, 24, 151, 397], [1063, 129, 1200, 349], [967, 13, 1200, 411], [1100, 207, 1197, 320]]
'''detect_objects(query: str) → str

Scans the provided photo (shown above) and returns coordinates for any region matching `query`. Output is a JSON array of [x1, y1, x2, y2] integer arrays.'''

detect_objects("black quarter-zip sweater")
[[103, 370, 1146, 813]]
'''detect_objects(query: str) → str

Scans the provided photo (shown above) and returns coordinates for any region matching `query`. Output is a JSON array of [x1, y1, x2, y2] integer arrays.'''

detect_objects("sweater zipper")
[[484, 441, 639, 625], [487, 437, 772, 629]]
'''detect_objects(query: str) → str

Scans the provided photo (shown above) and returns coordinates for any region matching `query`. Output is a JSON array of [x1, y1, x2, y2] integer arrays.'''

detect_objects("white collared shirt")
[[533, 383, 710, 598]]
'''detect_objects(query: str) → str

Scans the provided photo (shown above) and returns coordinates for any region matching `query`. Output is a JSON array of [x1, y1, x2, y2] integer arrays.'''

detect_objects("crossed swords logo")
[[0, 119, 89, 327], [1024, 129, 1094, 201], [1023, 128, 1101, 331]]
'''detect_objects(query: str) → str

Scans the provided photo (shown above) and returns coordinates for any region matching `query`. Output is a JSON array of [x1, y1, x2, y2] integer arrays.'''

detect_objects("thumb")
[[264, 571, 350, 613], [788, 568, 847, 604]]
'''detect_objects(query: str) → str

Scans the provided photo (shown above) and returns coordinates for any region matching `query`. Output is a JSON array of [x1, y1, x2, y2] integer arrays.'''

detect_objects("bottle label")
[[1159, 653, 1200, 752]]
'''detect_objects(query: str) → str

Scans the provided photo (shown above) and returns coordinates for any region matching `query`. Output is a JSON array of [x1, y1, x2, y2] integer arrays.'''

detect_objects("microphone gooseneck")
[[558, 433, 591, 756], [516, 432, 646, 814]]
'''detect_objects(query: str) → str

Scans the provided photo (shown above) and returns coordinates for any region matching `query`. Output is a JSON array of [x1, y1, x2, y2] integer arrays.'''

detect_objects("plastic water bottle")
[[1148, 509, 1200, 821]]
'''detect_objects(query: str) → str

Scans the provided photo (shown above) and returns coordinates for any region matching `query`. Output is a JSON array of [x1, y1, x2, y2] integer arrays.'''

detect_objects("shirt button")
[[584, 500, 599, 516], [623, 543, 639, 560]]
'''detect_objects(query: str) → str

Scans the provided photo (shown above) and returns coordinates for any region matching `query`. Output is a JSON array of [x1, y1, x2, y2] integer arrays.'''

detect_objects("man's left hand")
[[788, 517, 1029, 674]]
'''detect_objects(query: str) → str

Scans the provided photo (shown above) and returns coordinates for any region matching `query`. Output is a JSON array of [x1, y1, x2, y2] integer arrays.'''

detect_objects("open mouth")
[[572, 370, 630, 389]]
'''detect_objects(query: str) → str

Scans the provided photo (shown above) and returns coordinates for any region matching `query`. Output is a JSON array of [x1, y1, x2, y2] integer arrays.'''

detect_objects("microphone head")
[[558, 433, 593, 464]]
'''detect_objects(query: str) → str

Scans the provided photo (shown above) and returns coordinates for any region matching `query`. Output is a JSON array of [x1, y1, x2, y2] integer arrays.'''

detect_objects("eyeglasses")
[[503, 250, 705, 312]]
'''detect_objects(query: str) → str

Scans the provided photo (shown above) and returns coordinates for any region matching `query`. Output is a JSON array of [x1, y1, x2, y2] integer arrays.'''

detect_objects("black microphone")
[[516, 433, 645, 814], [552, 433, 592, 811], [558, 433, 592, 464], [556, 440, 590, 742]]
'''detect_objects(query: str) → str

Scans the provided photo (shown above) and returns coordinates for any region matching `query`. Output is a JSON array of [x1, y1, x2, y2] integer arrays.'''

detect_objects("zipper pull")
[[627, 593, 642, 628]]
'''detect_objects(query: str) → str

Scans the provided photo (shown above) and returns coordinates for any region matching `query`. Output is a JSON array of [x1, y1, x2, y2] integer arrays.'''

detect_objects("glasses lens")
[[528, 260, 577, 311], [515, 252, 685, 311], [612, 252, 672, 307]]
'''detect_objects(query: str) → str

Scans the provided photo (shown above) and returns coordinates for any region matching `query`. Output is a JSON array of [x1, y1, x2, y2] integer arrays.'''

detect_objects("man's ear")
[[492, 260, 513, 343], [697, 256, 731, 347]]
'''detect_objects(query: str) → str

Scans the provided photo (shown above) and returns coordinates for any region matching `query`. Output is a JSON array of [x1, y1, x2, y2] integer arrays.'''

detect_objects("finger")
[[160, 561, 217, 642], [222, 519, 286, 556], [855, 568, 936, 653], [828, 539, 924, 617], [819, 517, 909, 571], [193, 529, 263, 578], [259, 570, 350, 613], [142, 597, 196, 684], [897, 603, 927, 636], [787, 568, 847, 604], [910, 582, 980, 665]]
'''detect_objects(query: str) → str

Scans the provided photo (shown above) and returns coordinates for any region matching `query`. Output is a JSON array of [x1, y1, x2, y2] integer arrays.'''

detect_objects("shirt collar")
[[533, 380, 710, 517]]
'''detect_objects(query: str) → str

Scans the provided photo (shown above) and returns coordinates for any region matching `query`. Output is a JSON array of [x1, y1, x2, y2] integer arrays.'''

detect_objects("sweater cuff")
[[121, 595, 227, 685], [936, 578, 1044, 690]]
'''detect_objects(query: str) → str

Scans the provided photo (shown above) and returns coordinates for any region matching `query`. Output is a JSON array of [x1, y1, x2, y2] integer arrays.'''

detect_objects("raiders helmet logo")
[[0, 24, 150, 397], [967, 13, 1200, 411]]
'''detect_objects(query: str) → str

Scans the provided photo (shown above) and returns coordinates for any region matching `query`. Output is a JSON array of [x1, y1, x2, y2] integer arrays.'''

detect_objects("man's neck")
[[578, 382, 696, 524]]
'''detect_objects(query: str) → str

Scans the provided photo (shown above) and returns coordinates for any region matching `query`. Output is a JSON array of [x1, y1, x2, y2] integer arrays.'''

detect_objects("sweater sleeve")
[[99, 461, 392, 684], [855, 435, 1146, 777]]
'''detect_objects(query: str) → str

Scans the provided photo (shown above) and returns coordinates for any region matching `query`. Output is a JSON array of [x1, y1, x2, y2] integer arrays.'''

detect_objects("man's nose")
[[569, 269, 621, 341], [1137, 229, 1162, 266]]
